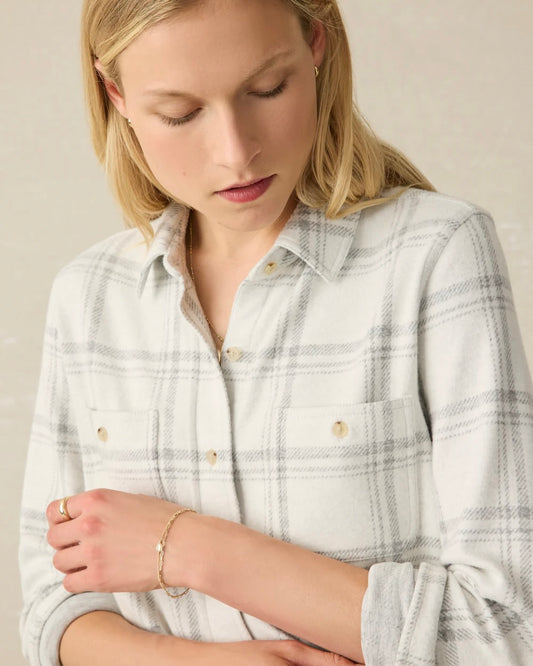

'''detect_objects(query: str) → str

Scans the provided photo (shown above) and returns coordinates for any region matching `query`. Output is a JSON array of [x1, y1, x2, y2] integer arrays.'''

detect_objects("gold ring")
[[59, 496, 72, 521]]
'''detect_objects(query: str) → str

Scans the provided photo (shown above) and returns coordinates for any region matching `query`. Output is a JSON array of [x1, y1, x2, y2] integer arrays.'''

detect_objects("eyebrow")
[[143, 49, 295, 99]]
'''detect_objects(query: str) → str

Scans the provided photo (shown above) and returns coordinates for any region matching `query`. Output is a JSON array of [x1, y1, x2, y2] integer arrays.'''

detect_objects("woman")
[[19, 0, 533, 664]]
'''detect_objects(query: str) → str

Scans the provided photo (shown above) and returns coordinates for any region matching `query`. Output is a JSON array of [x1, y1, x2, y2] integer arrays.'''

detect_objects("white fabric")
[[20, 189, 533, 665]]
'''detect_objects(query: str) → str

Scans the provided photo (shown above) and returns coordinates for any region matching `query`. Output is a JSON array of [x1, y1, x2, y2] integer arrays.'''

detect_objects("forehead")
[[118, 0, 306, 95]]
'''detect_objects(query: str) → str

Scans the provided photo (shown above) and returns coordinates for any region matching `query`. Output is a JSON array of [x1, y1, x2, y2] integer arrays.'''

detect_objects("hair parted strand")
[[81, 0, 434, 243]]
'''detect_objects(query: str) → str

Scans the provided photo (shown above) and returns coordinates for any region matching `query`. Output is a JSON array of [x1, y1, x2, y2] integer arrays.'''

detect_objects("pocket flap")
[[83, 408, 160, 494], [277, 398, 418, 562]]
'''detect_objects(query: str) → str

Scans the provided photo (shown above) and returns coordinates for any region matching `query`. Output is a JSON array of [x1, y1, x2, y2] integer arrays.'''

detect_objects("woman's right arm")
[[20, 274, 123, 665], [59, 611, 357, 666]]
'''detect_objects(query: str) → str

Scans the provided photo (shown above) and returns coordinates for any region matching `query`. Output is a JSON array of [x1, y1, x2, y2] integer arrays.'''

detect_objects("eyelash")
[[161, 80, 288, 127], [255, 80, 288, 99]]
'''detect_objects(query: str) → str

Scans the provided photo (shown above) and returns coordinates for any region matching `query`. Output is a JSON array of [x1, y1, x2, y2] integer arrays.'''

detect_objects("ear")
[[94, 58, 128, 118], [309, 20, 327, 68]]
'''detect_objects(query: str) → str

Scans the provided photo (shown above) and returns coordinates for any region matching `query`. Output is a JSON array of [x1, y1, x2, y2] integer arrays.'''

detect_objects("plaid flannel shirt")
[[20, 189, 533, 665]]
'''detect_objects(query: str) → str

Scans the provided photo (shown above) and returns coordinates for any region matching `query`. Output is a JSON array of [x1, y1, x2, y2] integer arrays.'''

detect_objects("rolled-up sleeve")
[[19, 274, 119, 666], [361, 212, 533, 664]]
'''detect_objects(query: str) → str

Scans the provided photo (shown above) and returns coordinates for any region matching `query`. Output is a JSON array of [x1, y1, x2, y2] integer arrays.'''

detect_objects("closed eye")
[[160, 80, 288, 127], [160, 109, 200, 127], [253, 80, 288, 98]]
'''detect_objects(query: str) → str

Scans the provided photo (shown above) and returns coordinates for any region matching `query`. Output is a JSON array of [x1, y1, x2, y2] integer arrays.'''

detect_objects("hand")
[[46, 488, 187, 594], [198, 639, 359, 665]]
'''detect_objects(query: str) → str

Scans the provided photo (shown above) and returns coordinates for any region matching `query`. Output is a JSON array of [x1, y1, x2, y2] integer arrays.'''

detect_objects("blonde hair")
[[81, 0, 435, 241]]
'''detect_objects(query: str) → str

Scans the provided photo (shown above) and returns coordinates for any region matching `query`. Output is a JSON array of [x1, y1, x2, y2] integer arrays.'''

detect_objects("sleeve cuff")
[[39, 593, 120, 666], [361, 562, 415, 665]]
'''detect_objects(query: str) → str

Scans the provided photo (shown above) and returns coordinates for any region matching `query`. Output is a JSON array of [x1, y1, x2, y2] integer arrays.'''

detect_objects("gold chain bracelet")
[[156, 507, 197, 598]]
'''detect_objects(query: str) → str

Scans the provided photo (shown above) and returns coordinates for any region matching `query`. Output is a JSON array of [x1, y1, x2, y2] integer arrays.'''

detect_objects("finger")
[[62, 569, 91, 594], [46, 495, 82, 526], [53, 543, 87, 574], [62, 561, 113, 595], [48, 503, 108, 550], [47, 518, 82, 550]]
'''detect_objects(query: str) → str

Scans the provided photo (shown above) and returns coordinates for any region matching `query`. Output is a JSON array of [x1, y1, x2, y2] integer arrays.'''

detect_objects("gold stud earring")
[[315, 66, 319, 78]]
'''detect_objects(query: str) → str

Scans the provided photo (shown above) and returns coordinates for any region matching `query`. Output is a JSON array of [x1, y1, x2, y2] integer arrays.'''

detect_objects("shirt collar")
[[137, 202, 189, 296], [137, 199, 360, 296], [274, 200, 360, 281]]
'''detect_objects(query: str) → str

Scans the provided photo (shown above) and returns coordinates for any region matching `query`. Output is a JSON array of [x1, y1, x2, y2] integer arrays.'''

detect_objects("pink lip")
[[220, 176, 267, 191], [217, 175, 274, 203]]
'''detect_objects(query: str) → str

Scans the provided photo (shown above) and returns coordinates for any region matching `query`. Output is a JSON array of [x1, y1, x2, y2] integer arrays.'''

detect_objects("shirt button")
[[264, 262, 278, 275], [226, 347, 242, 362], [206, 449, 218, 466], [97, 426, 108, 442], [332, 421, 349, 438]]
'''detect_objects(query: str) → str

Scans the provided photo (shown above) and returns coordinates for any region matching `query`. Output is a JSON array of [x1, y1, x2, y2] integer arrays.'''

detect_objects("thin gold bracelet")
[[156, 507, 197, 598]]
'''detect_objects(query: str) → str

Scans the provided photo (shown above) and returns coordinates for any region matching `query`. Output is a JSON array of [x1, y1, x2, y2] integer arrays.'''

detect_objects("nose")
[[211, 105, 260, 172]]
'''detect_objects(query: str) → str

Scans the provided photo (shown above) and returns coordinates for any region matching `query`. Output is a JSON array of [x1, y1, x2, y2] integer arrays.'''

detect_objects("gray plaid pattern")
[[19, 190, 533, 665]]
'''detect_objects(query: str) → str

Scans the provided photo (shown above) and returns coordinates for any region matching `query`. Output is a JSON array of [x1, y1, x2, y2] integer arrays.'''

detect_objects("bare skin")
[[59, 611, 358, 666]]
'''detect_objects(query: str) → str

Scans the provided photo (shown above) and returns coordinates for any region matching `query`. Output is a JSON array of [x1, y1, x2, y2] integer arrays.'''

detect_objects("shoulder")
[[361, 187, 492, 233], [354, 188, 496, 259], [47, 209, 174, 324], [57, 225, 156, 280], [334, 188, 505, 294], [49, 227, 142, 306]]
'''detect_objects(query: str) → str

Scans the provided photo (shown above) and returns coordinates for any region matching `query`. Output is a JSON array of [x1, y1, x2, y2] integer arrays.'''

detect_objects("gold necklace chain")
[[188, 220, 224, 362]]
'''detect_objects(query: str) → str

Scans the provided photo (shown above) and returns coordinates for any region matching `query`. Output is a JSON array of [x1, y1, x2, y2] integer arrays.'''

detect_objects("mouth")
[[217, 176, 272, 192], [215, 175, 275, 203]]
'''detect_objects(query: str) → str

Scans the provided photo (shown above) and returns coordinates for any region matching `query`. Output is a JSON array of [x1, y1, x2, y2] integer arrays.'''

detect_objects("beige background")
[[1, 1, 531, 663]]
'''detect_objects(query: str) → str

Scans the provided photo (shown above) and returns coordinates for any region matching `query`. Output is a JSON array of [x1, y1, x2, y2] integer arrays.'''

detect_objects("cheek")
[[140, 134, 181, 167], [276, 112, 315, 177], [279, 88, 317, 152], [135, 130, 195, 186]]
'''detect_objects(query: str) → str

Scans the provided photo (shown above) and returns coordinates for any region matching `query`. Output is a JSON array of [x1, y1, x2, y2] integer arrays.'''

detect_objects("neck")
[[189, 195, 298, 262]]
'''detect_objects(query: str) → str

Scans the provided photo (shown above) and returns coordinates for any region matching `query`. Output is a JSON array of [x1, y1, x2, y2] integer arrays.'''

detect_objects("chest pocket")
[[276, 397, 418, 563], [82, 408, 162, 496]]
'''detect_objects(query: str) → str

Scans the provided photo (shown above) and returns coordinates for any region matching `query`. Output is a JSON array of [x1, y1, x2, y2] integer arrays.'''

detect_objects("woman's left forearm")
[[170, 513, 368, 664]]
